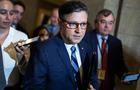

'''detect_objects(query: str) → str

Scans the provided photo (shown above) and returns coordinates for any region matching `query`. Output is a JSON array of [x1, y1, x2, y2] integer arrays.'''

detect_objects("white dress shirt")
[[1, 27, 28, 84], [96, 34, 108, 69], [64, 44, 82, 68]]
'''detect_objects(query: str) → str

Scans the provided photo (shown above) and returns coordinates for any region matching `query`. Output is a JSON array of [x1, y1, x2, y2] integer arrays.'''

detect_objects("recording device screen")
[[17, 36, 39, 47], [123, 73, 140, 82]]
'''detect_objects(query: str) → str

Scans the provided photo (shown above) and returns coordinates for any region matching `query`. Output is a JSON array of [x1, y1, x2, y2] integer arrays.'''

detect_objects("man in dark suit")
[[22, 1, 98, 90], [11, 1, 29, 37], [84, 9, 128, 90]]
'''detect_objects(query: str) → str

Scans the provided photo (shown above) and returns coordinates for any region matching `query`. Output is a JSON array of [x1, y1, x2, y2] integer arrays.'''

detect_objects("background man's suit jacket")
[[16, 24, 29, 37], [23, 34, 98, 90], [84, 30, 128, 90]]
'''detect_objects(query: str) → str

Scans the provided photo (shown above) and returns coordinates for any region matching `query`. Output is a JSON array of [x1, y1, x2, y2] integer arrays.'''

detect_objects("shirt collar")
[[96, 33, 108, 41]]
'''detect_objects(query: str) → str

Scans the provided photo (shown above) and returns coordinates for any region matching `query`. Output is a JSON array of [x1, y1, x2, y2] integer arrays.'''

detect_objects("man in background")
[[85, 9, 128, 90], [11, 1, 29, 37], [46, 8, 59, 36]]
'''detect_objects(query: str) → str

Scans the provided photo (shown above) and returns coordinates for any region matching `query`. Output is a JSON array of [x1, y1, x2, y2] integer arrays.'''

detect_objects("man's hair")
[[95, 9, 115, 22], [0, 0, 13, 4], [13, 1, 25, 11], [59, 1, 88, 21], [51, 8, 58, 15]]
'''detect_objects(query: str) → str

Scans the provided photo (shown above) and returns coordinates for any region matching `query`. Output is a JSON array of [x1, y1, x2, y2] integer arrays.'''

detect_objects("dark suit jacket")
[[84, 30, 128, 90], [22, 34, 98, 90], [16, 24, 29, 37]]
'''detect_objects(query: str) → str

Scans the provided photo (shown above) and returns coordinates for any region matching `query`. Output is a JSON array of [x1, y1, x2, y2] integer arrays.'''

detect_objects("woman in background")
[[33, 26, 53, 41]]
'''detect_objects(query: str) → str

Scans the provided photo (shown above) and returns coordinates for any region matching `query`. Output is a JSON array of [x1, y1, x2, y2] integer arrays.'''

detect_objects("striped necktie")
[[0, 45, 6, 90], [71, 46, 79, 90]]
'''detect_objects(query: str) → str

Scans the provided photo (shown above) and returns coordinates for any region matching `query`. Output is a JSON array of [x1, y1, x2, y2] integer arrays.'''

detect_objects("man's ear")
[[58, 18, 62, 26], [94, 20, 98, 28]]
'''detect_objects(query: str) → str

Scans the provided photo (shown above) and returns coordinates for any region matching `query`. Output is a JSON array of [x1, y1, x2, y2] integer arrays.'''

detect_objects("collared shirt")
[[1, 27, 28, 84], [11, 24, 16, 29], [96, 34, 108, 69], [46, 25, 59, 34], [64, 44, 82, 68]]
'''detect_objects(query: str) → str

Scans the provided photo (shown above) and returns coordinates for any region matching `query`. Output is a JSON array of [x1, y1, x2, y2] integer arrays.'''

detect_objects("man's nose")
[[105, 22, 109, 28], [75, 25, 81, 33]]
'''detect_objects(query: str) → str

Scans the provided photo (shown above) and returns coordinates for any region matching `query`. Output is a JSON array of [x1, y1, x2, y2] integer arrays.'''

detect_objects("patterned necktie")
[[100, 37, 109, 90], [0, 45, 6, 90], [71, 46, 79, 90]]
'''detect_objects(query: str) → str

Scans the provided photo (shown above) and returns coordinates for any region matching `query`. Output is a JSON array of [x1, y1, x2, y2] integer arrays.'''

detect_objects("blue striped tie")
[[71, 46, 79, 90]]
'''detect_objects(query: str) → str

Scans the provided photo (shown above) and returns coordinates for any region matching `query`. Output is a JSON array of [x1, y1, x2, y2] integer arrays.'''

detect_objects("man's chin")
[[72, 40, 81, 44], [13, 21, 19, 25]]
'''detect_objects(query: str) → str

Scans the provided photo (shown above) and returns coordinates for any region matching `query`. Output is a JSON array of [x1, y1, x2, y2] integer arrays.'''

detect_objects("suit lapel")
[[55, 35, 90, 87], [107, 35, 112, 52], [77, 41, 88, 89], [93, 31, 98, 56], [107, 35, 113, 65], [78, 42, 87, 64], [55, 36, 75, 85], [92, 31, 98, 69]]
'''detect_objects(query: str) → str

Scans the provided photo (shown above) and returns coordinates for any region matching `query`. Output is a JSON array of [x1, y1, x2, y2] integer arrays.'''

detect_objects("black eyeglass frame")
[[62, 19, 87, 29]]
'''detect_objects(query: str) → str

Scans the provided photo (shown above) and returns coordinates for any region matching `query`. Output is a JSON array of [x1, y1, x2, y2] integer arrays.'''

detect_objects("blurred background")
[[12, 0, 140, 90]]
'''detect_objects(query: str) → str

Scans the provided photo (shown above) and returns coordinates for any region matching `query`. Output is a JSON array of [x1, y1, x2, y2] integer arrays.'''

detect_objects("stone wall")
[[117, 0, 140, 89], [20, 0, 39, 37], [106, 0, 140, 89], [81, 0, 104, 29]]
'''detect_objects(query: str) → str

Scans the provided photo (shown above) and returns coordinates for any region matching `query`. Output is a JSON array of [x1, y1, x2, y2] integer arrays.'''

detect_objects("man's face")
[[60, 11, 87, 44], [95, 14, 114, 36], [13, 5, 24, 25], [50, 9, 59, 26], [0, 1, 14, 29]]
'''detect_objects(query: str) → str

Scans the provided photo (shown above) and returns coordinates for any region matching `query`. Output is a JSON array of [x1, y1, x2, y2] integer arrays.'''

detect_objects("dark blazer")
[[16, 24, 29, 37], [22, 34, 98, 90], [84, 30, 128, 90]]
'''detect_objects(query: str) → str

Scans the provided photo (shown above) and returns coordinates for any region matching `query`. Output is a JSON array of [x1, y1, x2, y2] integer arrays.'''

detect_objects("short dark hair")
[[59, 1, 88, 21], [95, 9, 115, 22], [14, 1, 25, 11]]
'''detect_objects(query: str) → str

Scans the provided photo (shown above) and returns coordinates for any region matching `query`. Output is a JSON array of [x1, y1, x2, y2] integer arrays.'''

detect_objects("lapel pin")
[[93, 52, 96, 55]]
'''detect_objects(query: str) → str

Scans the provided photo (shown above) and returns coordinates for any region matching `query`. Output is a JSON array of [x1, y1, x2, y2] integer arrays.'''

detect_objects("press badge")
[[98, 69, 106, 80]]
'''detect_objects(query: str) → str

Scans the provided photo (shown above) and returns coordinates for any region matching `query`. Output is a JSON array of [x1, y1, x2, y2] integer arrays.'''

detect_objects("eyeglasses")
[[63, 20, 87, 29], [0, 9, 14, 16]]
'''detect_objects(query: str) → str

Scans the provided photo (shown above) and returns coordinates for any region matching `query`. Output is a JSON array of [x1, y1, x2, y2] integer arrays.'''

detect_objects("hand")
[[15, 41, 29, 62], [121, 72, 135, 85], [121, 80, 132, 85], [88, 84, 95, 90]]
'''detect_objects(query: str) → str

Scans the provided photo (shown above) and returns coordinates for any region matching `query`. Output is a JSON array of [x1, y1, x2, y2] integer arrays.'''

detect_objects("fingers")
[[121, 80, 133, 85], [15, 46, 25, 55], [15, 40, 30, 61], [89, 84, 95, 90], [15, 40, 30, 51]]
